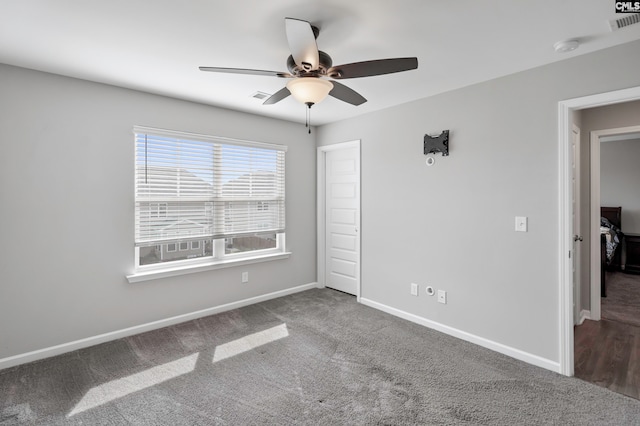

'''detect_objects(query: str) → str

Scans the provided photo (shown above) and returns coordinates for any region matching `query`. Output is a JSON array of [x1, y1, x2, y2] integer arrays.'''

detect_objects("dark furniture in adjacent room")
[[625, 234, 640, 275]]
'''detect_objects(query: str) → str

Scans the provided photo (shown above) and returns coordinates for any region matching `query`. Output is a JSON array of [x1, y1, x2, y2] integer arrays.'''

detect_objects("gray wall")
[[0, 64, 316, 360], [601, 139, 640, 234], [317, 40, 640, 363]]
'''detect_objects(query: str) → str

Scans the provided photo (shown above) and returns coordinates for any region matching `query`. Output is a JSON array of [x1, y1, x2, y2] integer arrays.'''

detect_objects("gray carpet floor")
[[2, 288, 640, 425], [602, 271, 640, 327]]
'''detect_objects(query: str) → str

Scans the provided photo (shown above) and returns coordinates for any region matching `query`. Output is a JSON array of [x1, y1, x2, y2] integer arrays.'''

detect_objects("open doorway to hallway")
[[571, 101, 640, 400]]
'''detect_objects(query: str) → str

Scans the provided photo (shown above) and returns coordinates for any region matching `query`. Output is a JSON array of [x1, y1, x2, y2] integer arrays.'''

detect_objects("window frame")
[[130, 126, 289, 281]]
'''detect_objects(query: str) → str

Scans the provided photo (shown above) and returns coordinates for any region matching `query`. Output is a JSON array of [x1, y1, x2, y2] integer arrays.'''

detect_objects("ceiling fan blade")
[[199, 67, 293, 78], [285, 18, 319, 71], [263, 87, 291, 105], [327, 57, 418, 79], [329, 81, 367, 106]]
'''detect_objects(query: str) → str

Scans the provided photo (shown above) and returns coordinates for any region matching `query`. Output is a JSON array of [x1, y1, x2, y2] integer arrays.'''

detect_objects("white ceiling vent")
[[251, 91, 270, 100], [609, 14, 640, 31]]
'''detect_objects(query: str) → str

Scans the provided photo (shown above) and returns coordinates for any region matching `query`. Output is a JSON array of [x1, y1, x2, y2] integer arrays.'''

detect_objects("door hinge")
[[569, 250, 572, 259]]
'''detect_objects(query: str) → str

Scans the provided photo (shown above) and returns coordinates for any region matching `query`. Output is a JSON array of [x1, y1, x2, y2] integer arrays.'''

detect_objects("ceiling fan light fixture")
[[286, 77, 333, 105]]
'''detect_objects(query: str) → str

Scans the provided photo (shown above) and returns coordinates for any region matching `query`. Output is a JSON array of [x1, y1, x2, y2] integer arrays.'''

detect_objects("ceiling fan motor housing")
[[287, 51, 333, 76]]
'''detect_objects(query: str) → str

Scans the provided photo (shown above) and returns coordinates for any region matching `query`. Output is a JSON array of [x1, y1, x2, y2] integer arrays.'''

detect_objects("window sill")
[[126, 252, 291, 283]]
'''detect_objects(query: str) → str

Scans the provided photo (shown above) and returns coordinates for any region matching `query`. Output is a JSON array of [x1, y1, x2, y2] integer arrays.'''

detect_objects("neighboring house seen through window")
[[134, 126, 286, 270]]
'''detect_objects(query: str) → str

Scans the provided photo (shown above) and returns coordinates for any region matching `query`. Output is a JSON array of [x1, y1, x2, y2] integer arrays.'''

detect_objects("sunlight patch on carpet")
[[67, 352, 199, 417], [213, 323, 288, 363]]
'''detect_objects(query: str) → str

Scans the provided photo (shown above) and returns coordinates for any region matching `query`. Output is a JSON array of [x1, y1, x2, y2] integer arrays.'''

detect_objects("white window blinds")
[[134, 127, 286, 247]]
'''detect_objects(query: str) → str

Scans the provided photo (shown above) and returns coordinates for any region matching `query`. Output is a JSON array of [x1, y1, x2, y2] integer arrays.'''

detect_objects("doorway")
[[589, 125, 640, 321], [575, 123, 640, 399], [317, 140, 361, 298], [558, 86, 640, 376]]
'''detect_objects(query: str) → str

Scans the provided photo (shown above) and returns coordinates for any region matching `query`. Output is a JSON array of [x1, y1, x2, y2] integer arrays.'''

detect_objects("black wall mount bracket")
[[423, 130, 449, 156]]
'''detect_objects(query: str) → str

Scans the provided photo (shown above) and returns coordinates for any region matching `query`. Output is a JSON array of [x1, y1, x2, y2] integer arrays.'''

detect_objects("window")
[[134, 126, 286, 271], [149, 203, 167, 218]]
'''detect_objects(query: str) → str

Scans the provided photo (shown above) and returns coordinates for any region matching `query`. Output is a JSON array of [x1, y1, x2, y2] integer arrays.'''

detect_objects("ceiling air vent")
[[609, 14, 640, 31], [251, 91, 270, 100]]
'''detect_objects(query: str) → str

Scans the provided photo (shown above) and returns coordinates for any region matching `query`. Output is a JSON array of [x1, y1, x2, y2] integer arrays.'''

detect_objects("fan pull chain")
[[305, 102, 313, 134]]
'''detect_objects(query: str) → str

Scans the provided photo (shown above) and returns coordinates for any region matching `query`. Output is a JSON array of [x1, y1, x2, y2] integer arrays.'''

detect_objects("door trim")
[[558, 85, 640, 376], [572, 124, 581, 325], [317, 140, 361, 301]]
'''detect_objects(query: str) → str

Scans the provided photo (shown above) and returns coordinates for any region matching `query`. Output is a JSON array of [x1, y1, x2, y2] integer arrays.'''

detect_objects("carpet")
[[602, 271, 640, 327], [2, 288, 640, 425]]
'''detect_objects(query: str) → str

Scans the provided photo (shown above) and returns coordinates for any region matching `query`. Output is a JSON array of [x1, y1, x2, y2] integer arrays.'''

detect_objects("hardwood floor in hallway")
[[574, 272, 640, 400], [574, 318, 640, 399], [602, 272, 640, 327]]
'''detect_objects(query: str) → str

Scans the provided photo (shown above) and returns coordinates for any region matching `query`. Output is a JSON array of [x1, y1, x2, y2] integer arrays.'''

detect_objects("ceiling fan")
[[199, 17, 418, 109]]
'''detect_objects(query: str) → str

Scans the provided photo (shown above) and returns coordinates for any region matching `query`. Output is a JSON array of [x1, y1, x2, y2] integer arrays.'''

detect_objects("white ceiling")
[[2, 1, 640, 126]]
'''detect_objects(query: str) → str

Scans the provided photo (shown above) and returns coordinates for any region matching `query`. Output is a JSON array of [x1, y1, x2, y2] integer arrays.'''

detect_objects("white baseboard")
[[0, 282, 319, 371], [578, 309, 591, 325], [360, 297, 561, 374]]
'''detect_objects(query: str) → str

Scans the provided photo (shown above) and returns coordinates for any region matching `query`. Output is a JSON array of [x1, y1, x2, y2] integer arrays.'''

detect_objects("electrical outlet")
[[241, 271, 249, 283], [410, 283, 419, 296], [437, 290, 447, 304]]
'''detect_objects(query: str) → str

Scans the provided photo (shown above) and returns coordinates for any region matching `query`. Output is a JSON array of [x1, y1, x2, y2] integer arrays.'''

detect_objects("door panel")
[[331, 208, 356, 225], [331, 233, 357, 251], [325, 146, 360, 295]]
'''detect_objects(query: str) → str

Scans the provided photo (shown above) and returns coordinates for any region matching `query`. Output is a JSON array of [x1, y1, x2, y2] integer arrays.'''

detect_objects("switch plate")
[[241, 272, 249, 283], [410, 283, 419, 296], [437, 290, 447, 304], [515, 216, 528, 232]]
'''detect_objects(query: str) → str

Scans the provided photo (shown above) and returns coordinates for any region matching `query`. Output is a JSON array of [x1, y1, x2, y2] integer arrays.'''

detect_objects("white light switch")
[[515, 216, 528, 232], [410, 283, 419, 296]]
